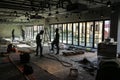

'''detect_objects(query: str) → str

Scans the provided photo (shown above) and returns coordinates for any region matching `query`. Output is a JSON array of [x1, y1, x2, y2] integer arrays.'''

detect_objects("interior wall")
[[0, 19, 45, 38], [0, 23, 21, 38]]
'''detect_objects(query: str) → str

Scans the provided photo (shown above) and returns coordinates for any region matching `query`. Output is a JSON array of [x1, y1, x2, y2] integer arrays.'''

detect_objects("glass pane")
[[68, 23, 72, 44], [54, 24, 58, 32], [79, 22, 85, 46], [53, 25, 58, 36], [104, 20, 110, 39], [25, 26, 33, 40], [31, 27, 33, 39], [33, 25, 43, 40], [94, 21, 103, 48], [34, 26, 37, 39], [63, 24, 67, 43], [38, 26, 43, 33], [86, 22, 93, 47], [58, 24, 63, 43], [50, 25, 54, 41], [73, 23, 78, 45]]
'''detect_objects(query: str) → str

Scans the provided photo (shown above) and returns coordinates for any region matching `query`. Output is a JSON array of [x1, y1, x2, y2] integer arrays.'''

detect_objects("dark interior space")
[[0, 0, 120, 80]]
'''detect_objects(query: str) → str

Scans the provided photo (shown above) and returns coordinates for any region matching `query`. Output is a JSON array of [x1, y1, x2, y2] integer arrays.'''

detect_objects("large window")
[[33, 25, 43, 40], [50, 24, 58, 41], [79, 22, 85, 46], [104, 20, 110, 39], [58, 24, 63, 43], [94, 21, 103, 48], [63, 24, 67, 43], [50, 20, 110, 48], [50, 25, 54, 41], [68, 23, 72, 44], [73, 23, 79, 45], [86, 22, 94, 47], [33, 26, 38, 40], [25, 25, 43, 41], [25, 26, 33, 40]]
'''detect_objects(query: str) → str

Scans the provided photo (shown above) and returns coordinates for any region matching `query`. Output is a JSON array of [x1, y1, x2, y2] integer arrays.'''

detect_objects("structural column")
[[117, 9, 120, 54], [110, 4, 120, 54]]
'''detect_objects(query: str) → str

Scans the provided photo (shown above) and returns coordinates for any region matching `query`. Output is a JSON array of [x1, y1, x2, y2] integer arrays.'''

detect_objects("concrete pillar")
[[110, 4, 120, 54], [117, 10, 120, 54], [110, 8, 119, 41]]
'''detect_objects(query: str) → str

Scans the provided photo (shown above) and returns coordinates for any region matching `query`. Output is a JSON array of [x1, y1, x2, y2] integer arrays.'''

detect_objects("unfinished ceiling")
[[0, 0, 120, 22]]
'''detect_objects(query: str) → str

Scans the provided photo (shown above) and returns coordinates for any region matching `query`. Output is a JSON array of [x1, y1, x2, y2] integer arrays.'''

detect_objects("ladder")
[[43, 27, 51, 53]]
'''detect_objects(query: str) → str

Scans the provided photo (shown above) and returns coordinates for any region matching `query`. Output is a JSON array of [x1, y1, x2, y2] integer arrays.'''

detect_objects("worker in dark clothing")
[[12, 29, 15, 42], [22, 28, 25, 41], [51, 28, 59, 54], [35, 30, 44, 57]]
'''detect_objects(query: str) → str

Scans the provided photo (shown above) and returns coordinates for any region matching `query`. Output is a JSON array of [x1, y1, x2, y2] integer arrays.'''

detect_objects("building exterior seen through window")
[[50, 20, 110, 48], [25, 25, 44, 41]]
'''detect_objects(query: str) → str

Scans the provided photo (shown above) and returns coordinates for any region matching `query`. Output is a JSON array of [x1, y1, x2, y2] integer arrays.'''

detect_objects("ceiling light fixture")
[[35, 12, 38, 16], [107, 0, 111, 7], [55, 17, 59, 21], [55, 11, 59, 14], [25, 12, 29, 17], [100, 13, 104, 18], [65, 15, 68, 18], [48, 13, 52, 16], [13, 11, 17, 16], [27, 18, 30, 21], [111, 6, 115, 13]]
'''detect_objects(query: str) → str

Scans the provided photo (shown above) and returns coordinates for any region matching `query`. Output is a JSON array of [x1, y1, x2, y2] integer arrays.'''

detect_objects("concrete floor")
[[31, 55, 96, 80], [1, 39, 120, 80], [0, 56, 27, 80], [1, 44, 98, 80], [29, 47, 97, 80]]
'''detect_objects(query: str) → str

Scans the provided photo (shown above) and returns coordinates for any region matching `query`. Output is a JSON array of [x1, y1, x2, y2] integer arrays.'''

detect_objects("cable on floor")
[[43, 54, 73, 67]]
